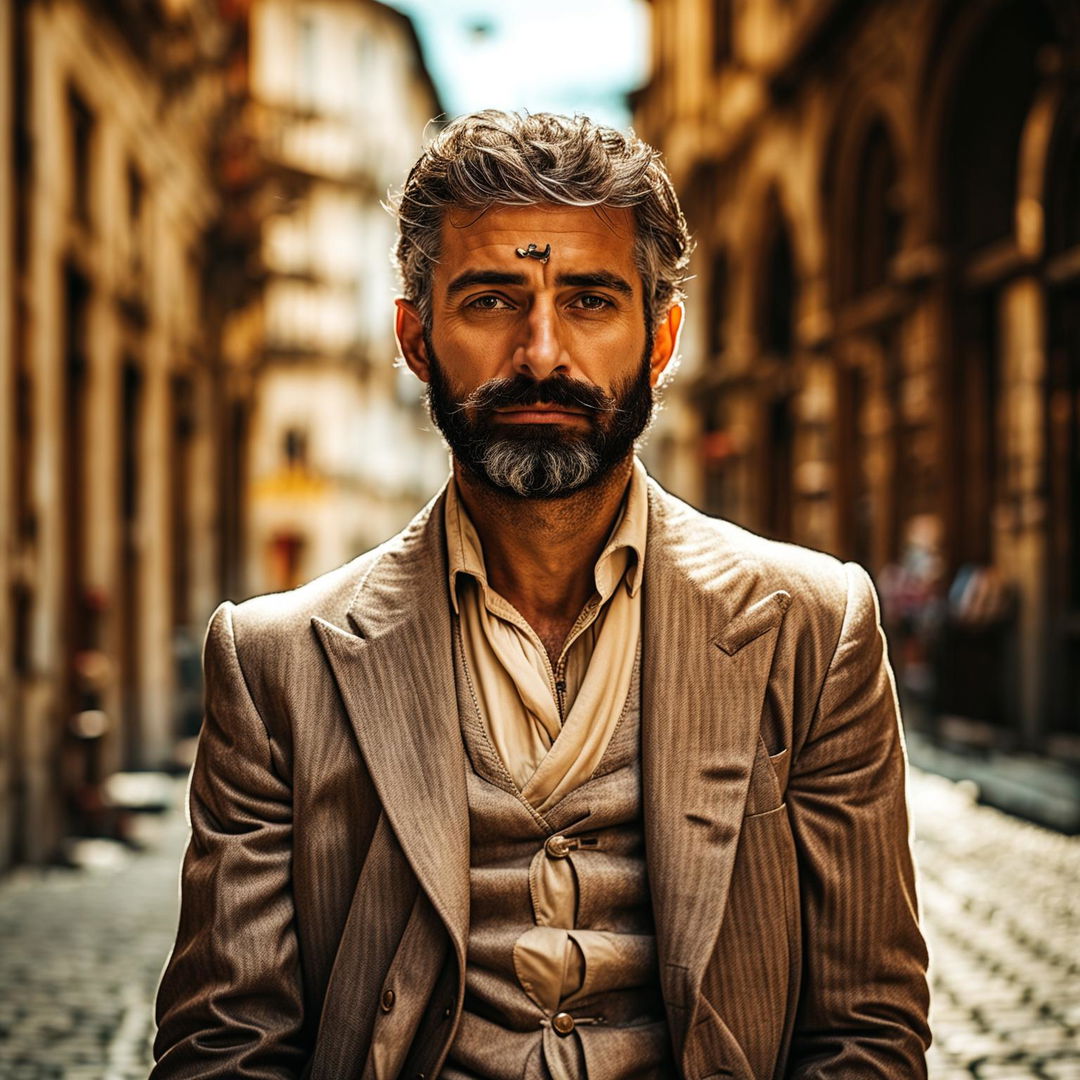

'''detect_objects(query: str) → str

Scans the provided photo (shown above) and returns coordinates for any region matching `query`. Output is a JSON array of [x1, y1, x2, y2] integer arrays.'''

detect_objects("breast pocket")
[[744, 736, 789, 818]]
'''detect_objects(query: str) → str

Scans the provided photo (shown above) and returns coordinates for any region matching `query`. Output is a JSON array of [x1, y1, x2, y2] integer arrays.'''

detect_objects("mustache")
[[455, 374, 617, 417]]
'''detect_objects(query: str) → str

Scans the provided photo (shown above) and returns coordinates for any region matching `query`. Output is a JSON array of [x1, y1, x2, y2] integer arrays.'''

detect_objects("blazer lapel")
[[312, 490, 470, 969], [641, 482, 791, 1064]]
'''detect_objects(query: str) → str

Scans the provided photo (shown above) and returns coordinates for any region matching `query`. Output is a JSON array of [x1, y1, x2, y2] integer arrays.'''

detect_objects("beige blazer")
[[151, 477, 931, 1080]]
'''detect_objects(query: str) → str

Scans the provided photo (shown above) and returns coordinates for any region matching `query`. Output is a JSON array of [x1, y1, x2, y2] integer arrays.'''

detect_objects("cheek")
[[566, 311, 646, 349], [569, 327, 649, 380], [439, 319, 518, 366]]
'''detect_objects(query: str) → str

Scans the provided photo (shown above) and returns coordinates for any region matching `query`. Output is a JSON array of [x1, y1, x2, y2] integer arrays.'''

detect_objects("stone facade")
[[1, 0, 251, 871], [636, 0, 1080, 762], [0, 0, 15, 874], [1, 0, 448, 872], [243, 0, 448, 596]]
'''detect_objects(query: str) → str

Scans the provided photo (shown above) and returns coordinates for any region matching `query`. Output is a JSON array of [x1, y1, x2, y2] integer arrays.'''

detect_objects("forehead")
[[437, 203, 638, 281]]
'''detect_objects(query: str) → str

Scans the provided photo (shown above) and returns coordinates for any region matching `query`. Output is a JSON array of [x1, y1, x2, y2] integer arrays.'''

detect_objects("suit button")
[[380, 988, 395, 1012], [552, 1012, 575, 1036], [545, 834, 573, 858]]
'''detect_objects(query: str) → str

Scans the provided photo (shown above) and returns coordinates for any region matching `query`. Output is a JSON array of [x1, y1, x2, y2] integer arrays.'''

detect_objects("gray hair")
[[480, 439, 602, 498], [391, 110, 692, 330]]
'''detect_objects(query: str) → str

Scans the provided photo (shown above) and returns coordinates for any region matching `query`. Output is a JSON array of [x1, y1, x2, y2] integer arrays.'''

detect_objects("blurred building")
[[637, 1, 1080, 784], [1, 0, 448, 871], [0, 0, 255, 871], [242, 0, 447, 596]]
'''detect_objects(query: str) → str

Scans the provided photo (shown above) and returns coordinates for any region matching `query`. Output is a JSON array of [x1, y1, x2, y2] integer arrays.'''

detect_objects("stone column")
[[24, 5, 68, 862], [0, 0, 14, 872], [137, 190, 176, 771], [996, 275, 1047, 748]]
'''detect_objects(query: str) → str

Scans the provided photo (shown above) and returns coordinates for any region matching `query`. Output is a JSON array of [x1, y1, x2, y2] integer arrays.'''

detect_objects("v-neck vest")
[[442, 624, 674, 1080]]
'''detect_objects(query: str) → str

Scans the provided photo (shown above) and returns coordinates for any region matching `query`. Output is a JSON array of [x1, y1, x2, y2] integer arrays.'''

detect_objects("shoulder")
[[645, 478, 857, 620], [219, 484, 447, 655], [224, 545, 383, 646]]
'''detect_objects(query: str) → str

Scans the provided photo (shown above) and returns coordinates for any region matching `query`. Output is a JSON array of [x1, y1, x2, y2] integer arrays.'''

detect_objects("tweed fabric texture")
[[444, 632, 673, 1079], [151, 469, 931, 1080]]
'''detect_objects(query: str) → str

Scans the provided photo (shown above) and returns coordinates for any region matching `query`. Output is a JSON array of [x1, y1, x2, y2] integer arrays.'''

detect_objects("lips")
[[495, 405, 587, 415], [493, 405, 589, 422]]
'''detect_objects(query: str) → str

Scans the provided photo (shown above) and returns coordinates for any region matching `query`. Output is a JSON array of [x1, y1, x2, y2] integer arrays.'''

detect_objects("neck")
[[454, 454, 635, 629]]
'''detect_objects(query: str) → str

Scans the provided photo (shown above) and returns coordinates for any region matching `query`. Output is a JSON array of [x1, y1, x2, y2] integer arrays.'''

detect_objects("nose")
[[513, 298, 571, 380]]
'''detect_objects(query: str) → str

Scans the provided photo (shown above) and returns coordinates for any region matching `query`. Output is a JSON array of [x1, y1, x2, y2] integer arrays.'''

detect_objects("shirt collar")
[[444, 456, 649, 614]]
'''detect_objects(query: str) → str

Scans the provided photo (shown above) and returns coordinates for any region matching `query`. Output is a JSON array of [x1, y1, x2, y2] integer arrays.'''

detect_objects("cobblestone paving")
[[0, 782, 188, 1080], [0, 769, 1076, 1078], [912, 772, 1080, 1079]]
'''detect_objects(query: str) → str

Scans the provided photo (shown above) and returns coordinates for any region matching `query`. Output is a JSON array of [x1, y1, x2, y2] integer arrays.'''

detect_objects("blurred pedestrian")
[[878, 512, 947, 717]]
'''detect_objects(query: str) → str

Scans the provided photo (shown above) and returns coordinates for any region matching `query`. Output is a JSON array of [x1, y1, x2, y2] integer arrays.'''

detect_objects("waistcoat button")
[[551, 1012, 575, 1036], [380, 988, 395, 1012], [545, 834, 573, 858]]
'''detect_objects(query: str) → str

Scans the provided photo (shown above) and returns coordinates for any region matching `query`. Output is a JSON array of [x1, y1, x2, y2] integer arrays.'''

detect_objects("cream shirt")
[[445, 458, 648, 815]]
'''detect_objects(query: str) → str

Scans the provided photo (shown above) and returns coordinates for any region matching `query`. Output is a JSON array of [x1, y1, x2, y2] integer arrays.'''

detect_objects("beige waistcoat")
[[442, 633, 673, 1080]]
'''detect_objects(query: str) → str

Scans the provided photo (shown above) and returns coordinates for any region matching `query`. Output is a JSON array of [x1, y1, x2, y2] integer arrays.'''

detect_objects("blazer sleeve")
[[151, 601, 306, 1079], [785, 562, 932, 1078]]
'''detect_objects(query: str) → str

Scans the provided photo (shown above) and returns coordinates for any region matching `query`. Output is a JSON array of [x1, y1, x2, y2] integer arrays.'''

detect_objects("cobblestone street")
[[0, 768, 1076, 1079], [914, 773, 1080, 1079], [0, 780, 189, 1080]]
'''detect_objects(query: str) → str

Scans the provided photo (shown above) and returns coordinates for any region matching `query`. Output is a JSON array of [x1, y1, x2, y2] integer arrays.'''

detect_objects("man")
[[152, 111, 931, 1079]]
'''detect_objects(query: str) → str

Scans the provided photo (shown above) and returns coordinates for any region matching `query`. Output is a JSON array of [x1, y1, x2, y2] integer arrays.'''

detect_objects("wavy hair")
[[391, 110, 692, 330]]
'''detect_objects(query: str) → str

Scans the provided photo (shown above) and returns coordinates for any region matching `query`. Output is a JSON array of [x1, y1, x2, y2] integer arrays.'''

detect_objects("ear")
[[649, 303, 683, 387], [395, 299, 431, 383]]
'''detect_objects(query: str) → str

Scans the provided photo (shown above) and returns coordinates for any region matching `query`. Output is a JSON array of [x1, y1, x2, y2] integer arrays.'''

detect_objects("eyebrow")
[[556, 271, 634, 296], [445, 268, 636, 298], [446, 270, 527, 297]]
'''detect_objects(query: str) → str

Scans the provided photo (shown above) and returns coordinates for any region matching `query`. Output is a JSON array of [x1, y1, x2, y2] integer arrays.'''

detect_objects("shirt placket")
[[486, 590, 605, 723]]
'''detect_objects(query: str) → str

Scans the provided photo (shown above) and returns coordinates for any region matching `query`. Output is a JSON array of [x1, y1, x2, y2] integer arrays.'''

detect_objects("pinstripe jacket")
[[151, 476, 931, 1080]]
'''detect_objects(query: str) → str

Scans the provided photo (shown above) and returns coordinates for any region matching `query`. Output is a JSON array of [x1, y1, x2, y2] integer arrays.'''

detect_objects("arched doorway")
[[942, 1, 1056, 569], [934, 0, 1059, 739], [829, 117, 906, 571], [756, 195, 798, 541], [1045, 89, 1080, 751]]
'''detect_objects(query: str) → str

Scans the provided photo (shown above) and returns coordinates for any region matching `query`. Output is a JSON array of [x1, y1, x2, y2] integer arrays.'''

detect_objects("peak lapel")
[[312, 494, 470, 966], [641, 484, 790, 1061]]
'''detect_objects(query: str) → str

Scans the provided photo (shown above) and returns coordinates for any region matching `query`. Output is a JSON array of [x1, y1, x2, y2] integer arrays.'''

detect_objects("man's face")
[[395, 204, 679, 498]]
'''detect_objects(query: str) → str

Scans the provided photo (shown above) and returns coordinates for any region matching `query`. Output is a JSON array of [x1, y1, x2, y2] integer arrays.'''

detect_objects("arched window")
[[1047, 104, 1080, 256], [707, 250, 728, 357], [761, 219, 795, 358], [944, 1, 1055, 255], [852, 123, 902, 297], [712, 0, 733, 68], [829, 113, 903, 305]]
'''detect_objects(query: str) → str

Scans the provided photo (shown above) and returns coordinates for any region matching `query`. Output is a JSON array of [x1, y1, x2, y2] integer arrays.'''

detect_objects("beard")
[[424, 335, 656, 500]]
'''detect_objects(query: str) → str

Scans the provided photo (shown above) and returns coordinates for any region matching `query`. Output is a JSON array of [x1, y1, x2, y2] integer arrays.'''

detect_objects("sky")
[[384, 0, 651, 130]]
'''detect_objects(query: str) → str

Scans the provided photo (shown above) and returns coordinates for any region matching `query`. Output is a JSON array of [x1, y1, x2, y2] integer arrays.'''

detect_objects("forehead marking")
[[515, 243, 552, 263]]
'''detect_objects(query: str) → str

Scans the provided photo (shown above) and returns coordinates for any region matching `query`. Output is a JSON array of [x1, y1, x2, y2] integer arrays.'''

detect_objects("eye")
[[572, 294, 614, 311], [466, 295, 513, 311]]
